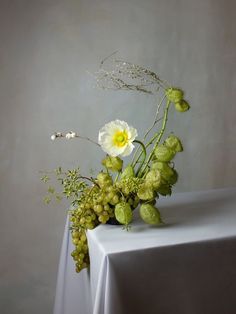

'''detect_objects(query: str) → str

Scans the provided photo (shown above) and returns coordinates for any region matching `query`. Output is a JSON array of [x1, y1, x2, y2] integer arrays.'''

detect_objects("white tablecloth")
[[54, 188, 236, 314]]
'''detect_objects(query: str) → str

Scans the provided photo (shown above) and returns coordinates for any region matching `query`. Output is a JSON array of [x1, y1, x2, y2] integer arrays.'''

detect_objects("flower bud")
[[175, 100, 190, 112], [165, 88, 184, 103], [164, 135, 183, 153], [139, 203, 162, 225], [154, 145, 175, 162], [102, 155, 123, 172], [120, 165, 135, 179], [115, 202, 133, 225], [97, 172, 113, 188], [137, 183, 155, 200], [145, 170, 161, 190]]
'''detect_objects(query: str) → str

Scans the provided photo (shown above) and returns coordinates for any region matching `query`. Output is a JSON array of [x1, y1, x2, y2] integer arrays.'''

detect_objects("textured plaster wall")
[[0, 0, 235, 313]]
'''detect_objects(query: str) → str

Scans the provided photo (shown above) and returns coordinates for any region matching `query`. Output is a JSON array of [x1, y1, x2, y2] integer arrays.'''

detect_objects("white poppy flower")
[[98, 120, 138, 157]]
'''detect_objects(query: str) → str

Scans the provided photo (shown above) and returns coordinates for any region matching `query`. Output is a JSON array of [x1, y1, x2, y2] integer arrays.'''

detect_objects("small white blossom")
[[98, 120, 137, 157], [51, 134, 56, 141], [66, 132, 76, 139]]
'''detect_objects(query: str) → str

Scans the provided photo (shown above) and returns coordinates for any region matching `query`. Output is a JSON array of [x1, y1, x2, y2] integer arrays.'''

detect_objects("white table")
[[54, 188, 236, 314]]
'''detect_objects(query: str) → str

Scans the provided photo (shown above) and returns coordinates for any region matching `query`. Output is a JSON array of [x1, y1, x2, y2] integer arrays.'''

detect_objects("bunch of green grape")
[[69, 172, 123, 272]]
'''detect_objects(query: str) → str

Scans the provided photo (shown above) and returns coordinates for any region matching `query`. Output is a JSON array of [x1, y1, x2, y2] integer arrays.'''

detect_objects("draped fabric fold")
[[54, 188, 236, 314]]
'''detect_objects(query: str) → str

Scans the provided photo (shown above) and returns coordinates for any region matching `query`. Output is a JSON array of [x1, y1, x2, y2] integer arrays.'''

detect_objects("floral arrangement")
[[41, 56, 190, 273]]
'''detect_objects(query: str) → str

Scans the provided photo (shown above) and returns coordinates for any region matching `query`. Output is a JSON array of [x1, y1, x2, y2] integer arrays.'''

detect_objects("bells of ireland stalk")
[[165, 88, 184, 103], [152, 161, 174, 180], [139, 203, 163, 225], [120, 164, 135, 179], [102, 155, 123, 172], [115, 202, 133, 225], [145, 170, 161, 190], [97, 172, 113, 188], [154, 145, 175, 162], [164, 135, 183, 153], [137, 183, 155, 200], [152, 161, 178, 186], [175, 100, 190, 112]]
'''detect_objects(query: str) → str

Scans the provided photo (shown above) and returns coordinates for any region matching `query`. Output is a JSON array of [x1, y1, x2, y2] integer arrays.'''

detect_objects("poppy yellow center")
[[113, 130, 128, 147]]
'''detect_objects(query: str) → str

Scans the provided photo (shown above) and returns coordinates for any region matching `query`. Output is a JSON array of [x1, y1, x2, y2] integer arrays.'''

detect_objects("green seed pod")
[[154, 145, 176, 162], [152, 161, 174, 181], [115, 202, 133, 225], [175, 100, 190, 112], [102, 155, 123, 172], [137, 183, 155, 200], [165, 88, 184, 103], [164, 135, 183, 153], [157, 184, 172, 196], [97, 172, 113, 188], [121, 165, 135, 179], [145, 170, 161, 190], [139, 203, 162, 225]]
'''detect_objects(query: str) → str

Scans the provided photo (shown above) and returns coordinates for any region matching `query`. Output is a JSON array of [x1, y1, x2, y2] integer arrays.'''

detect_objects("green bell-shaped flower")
[[164, 135, 183, 153], [175, 100, 190, 112], [102, 155, 123, 172], [154, 145, 176, 162], [139, 203, 162, 225], [152, 161, 174, 181], [97, 172, 113, 188], [145, 170, 161, 190], [137, 183, 155, 200], [115, 202, 133, 225], [120, 164, 135, 179], [165, 88, 184, 103]]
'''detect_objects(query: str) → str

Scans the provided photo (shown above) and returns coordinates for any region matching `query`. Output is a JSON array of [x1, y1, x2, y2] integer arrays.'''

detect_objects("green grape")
[[86, 216, 92, 223], [72, 231, 80, 239], [94, 204, 103, 213], [112, 194, 120, 205], [80, 217, 86, 224], [71, 250, 78, 258], [70, 217, 79, 224], [91, 213, 96, 220], [81, 234, 87, 242], [82, 244, 88, 252], [107, 191, 115, 200], [86, 222, 95, 229], [76, 244, 83, 252], [106, 185, 114, 192], [72, 238, 79, 245], [104, 204, 110, 211], [79, 253, 85, 259]]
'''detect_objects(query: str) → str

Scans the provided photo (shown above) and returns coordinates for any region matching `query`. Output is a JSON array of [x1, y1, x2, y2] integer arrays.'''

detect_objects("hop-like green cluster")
[[116, 177, 143, 195]]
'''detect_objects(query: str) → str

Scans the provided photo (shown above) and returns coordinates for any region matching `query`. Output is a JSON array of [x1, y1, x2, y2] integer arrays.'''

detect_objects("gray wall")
[[0, 0, 235, 313]]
